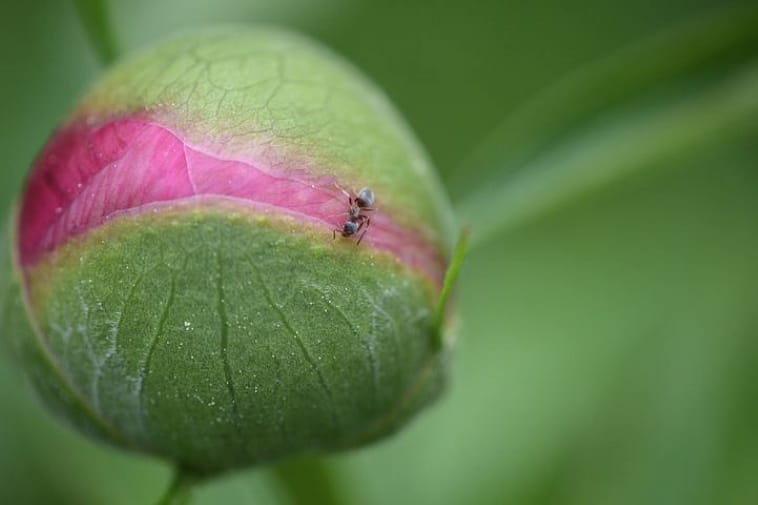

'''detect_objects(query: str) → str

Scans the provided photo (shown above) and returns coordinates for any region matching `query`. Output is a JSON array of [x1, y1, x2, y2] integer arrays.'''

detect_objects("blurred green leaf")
[[453, 4, 758, 184], [457, 59, 758, 248], [454, 4, 758, 248], [72, 0, 119, 64]]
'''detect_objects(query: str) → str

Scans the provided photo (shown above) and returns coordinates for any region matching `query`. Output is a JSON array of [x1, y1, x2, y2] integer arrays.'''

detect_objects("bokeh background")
[[2, 1, 758, 503]]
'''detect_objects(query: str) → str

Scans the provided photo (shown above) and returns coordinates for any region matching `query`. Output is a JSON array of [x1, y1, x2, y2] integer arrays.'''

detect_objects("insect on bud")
[[2, 27, 457, 473]]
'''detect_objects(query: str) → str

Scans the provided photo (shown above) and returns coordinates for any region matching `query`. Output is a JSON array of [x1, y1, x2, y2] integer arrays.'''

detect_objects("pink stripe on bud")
[[19, 117, 445, 286]]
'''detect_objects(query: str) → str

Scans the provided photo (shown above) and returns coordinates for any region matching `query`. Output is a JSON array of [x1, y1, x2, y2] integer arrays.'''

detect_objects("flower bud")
[[3, 27, 455, 473]]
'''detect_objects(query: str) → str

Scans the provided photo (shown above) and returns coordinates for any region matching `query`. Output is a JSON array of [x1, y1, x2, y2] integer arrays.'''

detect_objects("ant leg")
[[356, 217, 371, 245], [353, 219, 366, 246], [333, 229, 337, 240], [334, 182, 353, 202]]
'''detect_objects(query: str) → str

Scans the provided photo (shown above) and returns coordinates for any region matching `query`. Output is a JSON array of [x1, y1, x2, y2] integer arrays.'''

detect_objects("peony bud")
[[3, 27, 456, 474]]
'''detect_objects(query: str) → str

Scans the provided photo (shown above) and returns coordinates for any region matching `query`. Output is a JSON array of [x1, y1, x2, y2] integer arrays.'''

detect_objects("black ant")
[[333, 187, 375, 245]]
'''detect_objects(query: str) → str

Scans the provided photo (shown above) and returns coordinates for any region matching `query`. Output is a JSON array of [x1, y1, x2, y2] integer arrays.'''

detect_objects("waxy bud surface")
[[3, 27, 455, 473]]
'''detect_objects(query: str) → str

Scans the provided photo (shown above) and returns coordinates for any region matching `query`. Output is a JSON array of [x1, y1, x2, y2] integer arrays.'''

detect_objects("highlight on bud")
[[2, 27, 457, 473]]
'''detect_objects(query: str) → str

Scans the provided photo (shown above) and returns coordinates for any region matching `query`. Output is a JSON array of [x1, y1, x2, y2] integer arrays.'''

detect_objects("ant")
[[333, 187, 375, 245]]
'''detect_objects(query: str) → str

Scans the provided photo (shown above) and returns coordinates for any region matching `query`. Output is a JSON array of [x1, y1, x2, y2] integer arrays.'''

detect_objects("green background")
[[1, 1, 757, 503]]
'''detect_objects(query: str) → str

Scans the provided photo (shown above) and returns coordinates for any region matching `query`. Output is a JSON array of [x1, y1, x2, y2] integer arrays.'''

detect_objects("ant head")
[[355, 187, 375, 208]]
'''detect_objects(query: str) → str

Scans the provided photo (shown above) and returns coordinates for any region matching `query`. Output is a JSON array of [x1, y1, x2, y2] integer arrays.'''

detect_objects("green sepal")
[[433, 227, 471, 349], [21, 208, 445, 473]]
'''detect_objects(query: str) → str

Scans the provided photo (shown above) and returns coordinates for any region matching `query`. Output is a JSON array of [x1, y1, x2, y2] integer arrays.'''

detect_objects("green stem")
[[272, 457, 345, 505], [155, 468, 196, 505], [71, 0, 119, 65]]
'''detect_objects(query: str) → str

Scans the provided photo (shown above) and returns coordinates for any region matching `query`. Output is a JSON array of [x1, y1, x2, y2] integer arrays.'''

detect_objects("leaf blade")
[[72, 0, 119, 65], [457, 60, 758, 248]]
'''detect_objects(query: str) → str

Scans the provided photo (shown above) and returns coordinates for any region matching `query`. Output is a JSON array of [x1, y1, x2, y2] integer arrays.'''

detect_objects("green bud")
[[3, 27, 456, 474]]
